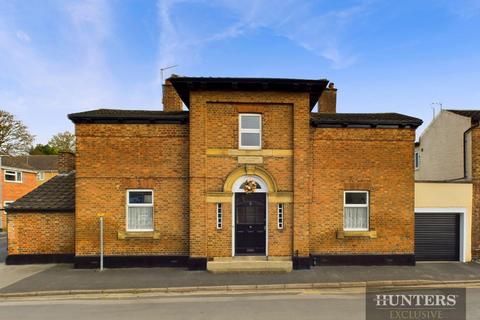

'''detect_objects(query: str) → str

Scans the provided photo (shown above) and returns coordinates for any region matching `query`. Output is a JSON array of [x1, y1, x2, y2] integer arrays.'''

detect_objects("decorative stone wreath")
[[242, 178, 257, 193]]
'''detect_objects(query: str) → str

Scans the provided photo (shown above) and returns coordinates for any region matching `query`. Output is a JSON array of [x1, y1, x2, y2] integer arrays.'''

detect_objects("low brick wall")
[[7, 212, 75, 255]]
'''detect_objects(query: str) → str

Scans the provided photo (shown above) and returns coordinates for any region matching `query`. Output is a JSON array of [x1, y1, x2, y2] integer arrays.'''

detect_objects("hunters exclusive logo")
[[366, 287, 466, 320]]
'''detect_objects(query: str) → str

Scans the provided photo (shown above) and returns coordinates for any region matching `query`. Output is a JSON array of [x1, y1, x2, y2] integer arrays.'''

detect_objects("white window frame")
[[216, 203, 222, 229], [4, 170, 22, 183], [277, 203, 284, 229], [414, 151, 420, 170], [126, 189, 154, 232], [3, 201, 13, 214], [239, 114, 262, 150], [37, 171, 45, 181], [343, 191, 369, 231]]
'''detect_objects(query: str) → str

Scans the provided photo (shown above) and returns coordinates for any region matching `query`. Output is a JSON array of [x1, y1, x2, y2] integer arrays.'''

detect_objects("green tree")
[[0, 110, 34, 155], [48, 131, 75, 153], [29, 144, 59, 155]]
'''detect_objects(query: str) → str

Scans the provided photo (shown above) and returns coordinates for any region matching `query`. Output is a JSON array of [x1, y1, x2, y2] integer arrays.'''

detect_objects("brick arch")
[[223, 165, 278, 193]]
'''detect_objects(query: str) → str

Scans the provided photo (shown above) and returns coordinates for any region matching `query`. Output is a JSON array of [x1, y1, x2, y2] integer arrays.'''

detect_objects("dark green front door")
[[235, 193, 266, 255]]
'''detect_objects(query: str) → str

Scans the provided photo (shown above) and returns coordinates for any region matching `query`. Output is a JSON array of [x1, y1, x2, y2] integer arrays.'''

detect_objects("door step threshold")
[[213, 256, 291, 262], [207, 258, 292, 273]]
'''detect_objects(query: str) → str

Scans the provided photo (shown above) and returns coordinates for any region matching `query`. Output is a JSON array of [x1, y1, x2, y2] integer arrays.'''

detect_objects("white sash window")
[[127, 190, 154, 231], [239, 114, 262, 149], [344, 191, 369, 231]]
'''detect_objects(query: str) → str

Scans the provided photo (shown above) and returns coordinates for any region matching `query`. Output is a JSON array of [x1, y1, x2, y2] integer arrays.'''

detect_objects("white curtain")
[[344, 207, 368, 230], [128, 206, 153, 230]]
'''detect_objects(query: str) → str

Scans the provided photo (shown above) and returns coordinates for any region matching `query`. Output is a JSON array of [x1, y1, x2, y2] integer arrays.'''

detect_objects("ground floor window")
[[277, 203, 284, 229], [216, 203, 222, 229], [343, 191, 369, 231], [126, 190, 154, 231]]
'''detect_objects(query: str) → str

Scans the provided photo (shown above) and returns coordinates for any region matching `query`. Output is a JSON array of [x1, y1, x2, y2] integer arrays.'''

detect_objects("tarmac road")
[[1, 288, 480, 320]]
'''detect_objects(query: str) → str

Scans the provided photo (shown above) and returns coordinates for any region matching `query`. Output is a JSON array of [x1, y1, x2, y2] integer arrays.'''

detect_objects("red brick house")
[[0, 155, 58, 231], [6, 76, 422, 270]]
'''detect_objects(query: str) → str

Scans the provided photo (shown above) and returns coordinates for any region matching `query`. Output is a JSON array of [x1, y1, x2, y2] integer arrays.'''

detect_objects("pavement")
[[0, 262, 479, 295]]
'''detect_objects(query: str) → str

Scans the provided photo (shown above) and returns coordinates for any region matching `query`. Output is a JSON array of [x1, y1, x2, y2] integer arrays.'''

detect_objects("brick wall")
[[70, 90, 416, 262], [163, 79, 183, 112], [75, 123, 189, 256], [310, 128, 416, 255], [7, 212, 74, 255], [471, 128, 480, 259], [58, 152, 75, 174], [189, 91, 302, 258]]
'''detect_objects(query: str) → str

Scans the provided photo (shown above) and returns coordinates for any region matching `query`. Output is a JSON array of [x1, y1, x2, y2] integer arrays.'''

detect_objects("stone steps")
[[207, 256, 292, 273]]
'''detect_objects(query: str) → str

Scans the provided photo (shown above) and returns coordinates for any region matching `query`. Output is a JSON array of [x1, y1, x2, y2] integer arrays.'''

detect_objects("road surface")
[[1, 289, 480, 320]]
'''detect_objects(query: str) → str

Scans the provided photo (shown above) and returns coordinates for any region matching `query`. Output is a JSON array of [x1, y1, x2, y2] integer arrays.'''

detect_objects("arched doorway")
[[232, 175, 268, 256]]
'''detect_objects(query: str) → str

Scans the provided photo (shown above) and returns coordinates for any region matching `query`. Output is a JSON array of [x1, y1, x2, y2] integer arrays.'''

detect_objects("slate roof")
[[169, 76, 329, 109], [1, 155, 58, 171], [6, 171, 75, 212], [310, 113, 423, 128], [68, 109, 189, 124], [447, 110, 480, 122]]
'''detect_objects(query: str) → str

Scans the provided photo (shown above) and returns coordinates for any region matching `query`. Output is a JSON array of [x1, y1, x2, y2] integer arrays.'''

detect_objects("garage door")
[[415, 212, 460, 261]]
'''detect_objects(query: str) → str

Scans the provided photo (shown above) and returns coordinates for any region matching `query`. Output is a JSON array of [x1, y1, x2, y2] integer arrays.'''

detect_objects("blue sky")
[[1, 0, 480, 143]]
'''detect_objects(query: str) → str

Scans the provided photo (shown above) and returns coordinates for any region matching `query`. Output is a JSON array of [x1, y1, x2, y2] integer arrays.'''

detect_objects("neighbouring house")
[[415, 109, 480, 260], [0, 155, 58, 231], [6, 76, 422, 271]]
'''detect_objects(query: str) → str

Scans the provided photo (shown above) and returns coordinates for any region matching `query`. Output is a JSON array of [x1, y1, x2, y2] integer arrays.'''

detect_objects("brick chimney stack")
[[162, 75, 184, 112], [58, 151, 75, 174], [318, 82, 337, 113]]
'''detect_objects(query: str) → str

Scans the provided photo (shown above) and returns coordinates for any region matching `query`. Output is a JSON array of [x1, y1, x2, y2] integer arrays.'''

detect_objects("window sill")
[[336, 230, 377, 239], [118, 231, 160, 240]]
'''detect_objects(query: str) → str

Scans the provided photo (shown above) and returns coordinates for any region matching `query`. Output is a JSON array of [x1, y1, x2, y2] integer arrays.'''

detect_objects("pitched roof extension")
[[6, 171, 75, 213], [310, 112, 423, 128], [1, 155, 58, 171]]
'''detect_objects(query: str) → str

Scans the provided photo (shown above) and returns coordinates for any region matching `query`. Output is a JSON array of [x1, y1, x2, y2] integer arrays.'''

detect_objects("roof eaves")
[[169, 76, 329, 109], [310, 118, 422, 128], [6, 208, 75, 213], [68, 111, 189, 124]]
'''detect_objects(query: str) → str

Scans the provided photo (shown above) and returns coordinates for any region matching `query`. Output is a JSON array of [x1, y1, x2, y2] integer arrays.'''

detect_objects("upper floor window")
[[126, 190, 154, 231], [239, 114, 261, 149], [414, 151, 420, 170], [4, 170, 22, 183], [37, 171, 45, 181], [344, 191, 369, 231]]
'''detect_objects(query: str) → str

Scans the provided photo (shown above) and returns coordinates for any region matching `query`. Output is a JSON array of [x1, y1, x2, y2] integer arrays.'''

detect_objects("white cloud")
[[15, 30, 30, 42], [0, 0, 120, 143], [439, 0, 480, 18], [156, 0, 375, 73]]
